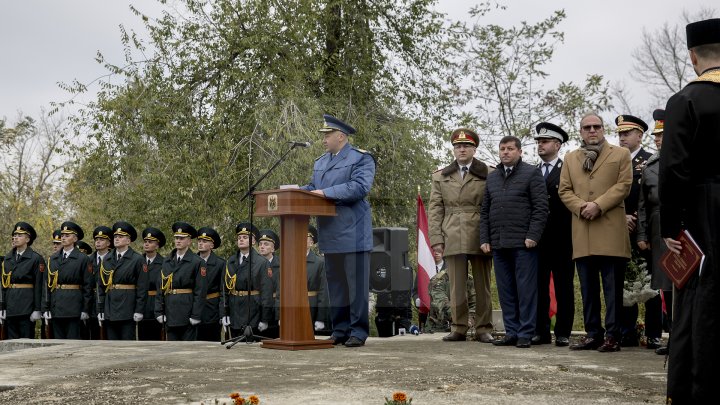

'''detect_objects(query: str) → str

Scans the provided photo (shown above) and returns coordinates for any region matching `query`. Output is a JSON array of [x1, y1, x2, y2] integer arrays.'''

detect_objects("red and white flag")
[[416, 193, 436, 314]]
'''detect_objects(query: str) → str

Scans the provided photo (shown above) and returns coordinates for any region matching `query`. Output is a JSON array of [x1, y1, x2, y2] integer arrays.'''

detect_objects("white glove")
[[189, 317, 201, 326], [80, 312, 89, 321], [314, 321, 325, 331], [98, 313, 105, 321], [156, 315, 166, 324], [30, 311, 42, 322], [0, 310, 6, 320], [415, 298, 421, 307], [258, 321, 268, 332], [43, 311, 52, 320], [221, 316, 231, 327], [133, 313, 144, 322]]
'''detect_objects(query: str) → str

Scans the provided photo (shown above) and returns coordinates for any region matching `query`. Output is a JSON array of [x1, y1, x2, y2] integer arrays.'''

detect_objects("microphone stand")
[[222, 142, 303, 348]]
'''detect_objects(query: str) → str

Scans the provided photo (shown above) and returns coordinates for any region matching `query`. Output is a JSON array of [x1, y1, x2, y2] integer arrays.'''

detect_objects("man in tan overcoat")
[[558, 112, 632, 353], [429, 128, 494, 343]]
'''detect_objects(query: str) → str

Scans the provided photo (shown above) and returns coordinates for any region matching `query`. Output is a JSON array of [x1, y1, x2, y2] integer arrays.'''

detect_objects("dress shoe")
[[442, 332, 466, 342], [531, 335, 551, 345], [597, 336, 621, 352], [327, 336, 348, 346], [646, 337, 661, 349], [474, 332, 494, 343], [516, 337, 531, 348], [555, 336, 570, 347], [492, 335, 518, 346], [570, 336, 601, 350], [655, 346, 668, 355], [344, 336, 365, 347]]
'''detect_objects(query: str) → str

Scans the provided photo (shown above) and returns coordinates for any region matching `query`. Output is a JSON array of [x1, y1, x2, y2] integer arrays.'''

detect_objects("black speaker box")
[[369, 227, 413, 292]]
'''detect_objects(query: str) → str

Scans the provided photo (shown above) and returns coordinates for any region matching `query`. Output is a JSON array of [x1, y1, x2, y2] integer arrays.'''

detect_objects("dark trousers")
[[325, 251, 370, 341], [492, 248, 538, 339], [576, 256, 626, 339], [106, 319, 135, 340], [81, 317, 102, 340], [52, 318, 81, 339], [167, 324, 197, 341], [536, 248, 575, 338], [138, 319, 162, 341], [197, 322, 222, 341], [6, 315, 35, 339], [644, 294, 662, 340]]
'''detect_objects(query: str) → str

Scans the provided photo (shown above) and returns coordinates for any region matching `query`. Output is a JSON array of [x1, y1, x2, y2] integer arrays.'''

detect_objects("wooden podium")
[[254, 189, 336, 350]]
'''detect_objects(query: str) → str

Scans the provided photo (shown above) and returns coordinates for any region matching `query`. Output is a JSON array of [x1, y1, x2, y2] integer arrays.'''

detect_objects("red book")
[[660, 230, 705, 289]]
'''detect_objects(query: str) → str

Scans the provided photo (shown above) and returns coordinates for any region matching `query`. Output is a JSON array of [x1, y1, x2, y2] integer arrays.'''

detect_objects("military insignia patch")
[[87, 263, 93, 274], [268, 194, 278, 211], [267, 268, 273, 278], [39, 263, 45, 273], [201, 267, 207, 277], [143, 264, 148, 273]]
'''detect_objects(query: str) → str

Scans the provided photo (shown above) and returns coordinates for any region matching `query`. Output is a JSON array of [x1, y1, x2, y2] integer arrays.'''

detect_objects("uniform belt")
[[166, 289, 193, 295], [8, 283, 34, 289], [148, 291, 157, 296], [446, 207, 481, 214], [206, 292, 220, 299], [110, 284, 136, 290], [57, 284, 81, 290], [273, 291, 318, 298], [230, 290, 259, 296]]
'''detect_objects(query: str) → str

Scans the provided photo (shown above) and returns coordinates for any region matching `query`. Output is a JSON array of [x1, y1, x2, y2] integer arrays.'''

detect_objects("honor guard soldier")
[[42, 221, 93, 339], [220, 223, 273, 340], [306, 225, 330, 334], [97, 222, 149, 340], [85, 226, 112, 340], [138, 227, 165, 340], [51, 230, 62, 253], [155, 222, 207, 341], [258, 228, 280, 339], [1, 222, 45, 339], [196, 227, 225, 341]]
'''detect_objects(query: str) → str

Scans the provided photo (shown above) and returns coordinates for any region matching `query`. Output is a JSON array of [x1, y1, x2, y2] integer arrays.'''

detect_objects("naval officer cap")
[[534, 122, 568, 143], [197, 226, 222, 249], [12, 222, 37, 246], [60, 221, 84, 241], [615, 114, 648, 134], [258, 229, 280, 250], [687, 18, 720, 48], [172, 222, 198, 239], [235, 222, 259, 240], [142, 227, 167, 248], [652, 109, 665, 134], [450, 128, 479, 147], [112, 221, 138, 242], [319, 114, 356, 135]]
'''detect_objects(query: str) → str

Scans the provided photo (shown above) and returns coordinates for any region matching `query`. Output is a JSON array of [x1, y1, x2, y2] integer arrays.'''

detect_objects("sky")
[[0, 0, 714, 124]]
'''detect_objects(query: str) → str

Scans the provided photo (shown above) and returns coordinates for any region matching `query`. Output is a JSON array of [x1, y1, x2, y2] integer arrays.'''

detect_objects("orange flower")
[[230, 392, 240, 399], [248, 395, 260, 404], [234, 397, 246, 405], [393, 392, 407, 402]]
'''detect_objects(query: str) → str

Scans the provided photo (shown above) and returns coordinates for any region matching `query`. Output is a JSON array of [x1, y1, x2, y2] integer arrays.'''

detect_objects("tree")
[[57, 0, 465, 257]]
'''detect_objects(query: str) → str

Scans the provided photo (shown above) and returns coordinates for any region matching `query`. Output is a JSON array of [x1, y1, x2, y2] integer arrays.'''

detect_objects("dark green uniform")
[[198, 252, 225, 341], [97, 247, 149, 340], [2, 247, 44, 338], [154, 249, 207, 341], [221, 249, 272, 336], [267, 255, 281, 338], [42, 248, 93, 339], [138, 253, 164, 340], [306, 250, 330, 329]]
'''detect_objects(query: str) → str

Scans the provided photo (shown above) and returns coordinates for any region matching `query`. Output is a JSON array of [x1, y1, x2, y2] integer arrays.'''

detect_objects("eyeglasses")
[[581, 124, 603, 132]]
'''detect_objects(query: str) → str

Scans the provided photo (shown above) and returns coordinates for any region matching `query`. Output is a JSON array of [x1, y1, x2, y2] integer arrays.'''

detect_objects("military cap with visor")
[[52, 229, 61, 244], [76, 241, 93, 255], [93, 226, 113, 241], [197, 226, 222, 249], [450, 128, 479, 147], [652, 109, 665, 134], [615, 114, 648, 134], [142, 227, 166, 248], [172, 222, 198, 239], [534, 122, 568, 143], [258, 229, 280, 250], [319, 114, 356, 135], [12, 222, 37, 246], [60, 221, 84, 241], [112, 221, 138, 242], [235, 222, 259, 240]]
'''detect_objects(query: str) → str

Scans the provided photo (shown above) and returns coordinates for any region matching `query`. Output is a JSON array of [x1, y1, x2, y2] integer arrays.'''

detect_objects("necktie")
[[117, 253, 121, 261], [147, 258, 151, 266], [97, 256, 101, 266], [16, 253, 21, 262], [241, 255, 247, 265], [461, 166, 468, 179], [543, 162, 551, 179], [63, 252, 68, 262], [177, 256, 181, 264], [505, 167, 512, 177]]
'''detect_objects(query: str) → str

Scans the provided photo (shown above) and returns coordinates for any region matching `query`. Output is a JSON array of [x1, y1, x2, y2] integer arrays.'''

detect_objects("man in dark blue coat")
[[301, 114, 375, 347], [480, 135, 548, 348]]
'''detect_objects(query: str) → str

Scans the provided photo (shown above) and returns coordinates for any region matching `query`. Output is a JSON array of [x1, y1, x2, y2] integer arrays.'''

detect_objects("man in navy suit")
[[301, 114, 376, 347], [533, 122, 575, 347]]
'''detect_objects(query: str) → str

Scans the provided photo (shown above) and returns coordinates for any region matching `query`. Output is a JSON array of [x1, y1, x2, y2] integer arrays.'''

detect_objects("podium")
[[254, 189, 336, 350]]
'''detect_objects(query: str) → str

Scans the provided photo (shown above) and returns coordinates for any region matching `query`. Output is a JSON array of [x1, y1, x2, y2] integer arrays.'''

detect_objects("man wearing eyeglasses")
[[558, 112, 632, 353]]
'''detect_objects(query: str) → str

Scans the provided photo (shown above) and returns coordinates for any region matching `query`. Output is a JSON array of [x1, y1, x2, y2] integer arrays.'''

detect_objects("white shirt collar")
[[541, 157, 559, 169], [630, 147, 641, 160]]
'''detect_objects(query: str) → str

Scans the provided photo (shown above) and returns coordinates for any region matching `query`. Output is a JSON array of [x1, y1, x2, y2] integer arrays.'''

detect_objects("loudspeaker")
[[369, 227, 413, 293]]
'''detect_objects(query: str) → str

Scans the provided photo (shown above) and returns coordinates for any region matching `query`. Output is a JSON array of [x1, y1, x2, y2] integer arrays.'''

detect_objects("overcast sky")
[[0, 0, 714, 124]]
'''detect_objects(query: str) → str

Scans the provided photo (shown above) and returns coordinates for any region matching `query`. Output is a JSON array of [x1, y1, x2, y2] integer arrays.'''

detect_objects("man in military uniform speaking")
[[659, 18, 720, 404], [97, 221, 149, 340], [301, 114, 376, 348], [1, 222, 44, 339]]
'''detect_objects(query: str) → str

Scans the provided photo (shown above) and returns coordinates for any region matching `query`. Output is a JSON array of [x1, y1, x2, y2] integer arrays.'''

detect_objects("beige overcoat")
[[429, 158, 490, 256], [558, 143, 632, 259]]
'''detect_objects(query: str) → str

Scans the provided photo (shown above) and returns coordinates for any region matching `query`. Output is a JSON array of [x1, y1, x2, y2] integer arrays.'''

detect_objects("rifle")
[[96, 287, 106, 340], [159, 288, 167, 341], [0, 289, 6, 341]]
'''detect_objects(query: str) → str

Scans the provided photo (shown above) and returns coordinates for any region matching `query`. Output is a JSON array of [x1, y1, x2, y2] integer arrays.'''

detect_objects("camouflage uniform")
[[425, 270, 476, 333]]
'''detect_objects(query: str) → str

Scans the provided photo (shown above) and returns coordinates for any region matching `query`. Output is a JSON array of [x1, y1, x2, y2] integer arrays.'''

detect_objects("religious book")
[[660, 230, 705, 289]]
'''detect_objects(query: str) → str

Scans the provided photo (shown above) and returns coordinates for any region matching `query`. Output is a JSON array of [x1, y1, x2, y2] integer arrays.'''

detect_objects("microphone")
[[288, 141, 311, 148]]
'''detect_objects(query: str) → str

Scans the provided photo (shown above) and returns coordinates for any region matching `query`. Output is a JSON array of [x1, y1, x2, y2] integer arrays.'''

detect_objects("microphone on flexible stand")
[[288, 141, 312, 148]]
